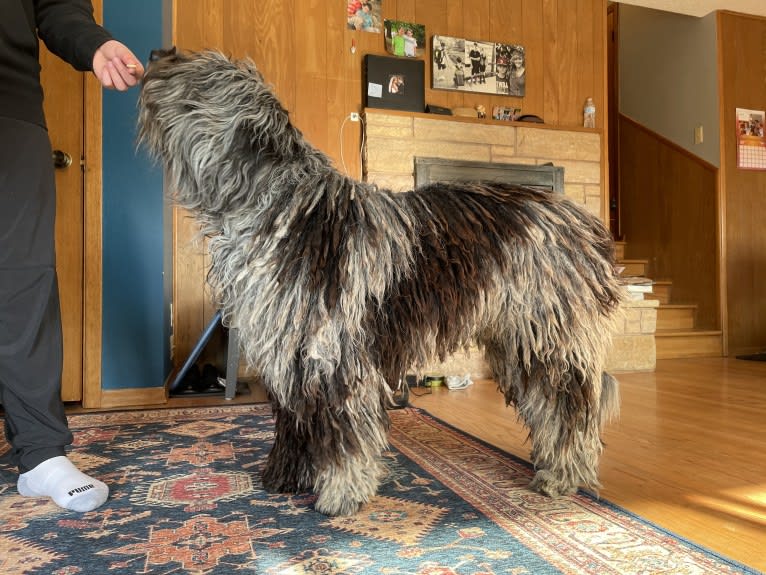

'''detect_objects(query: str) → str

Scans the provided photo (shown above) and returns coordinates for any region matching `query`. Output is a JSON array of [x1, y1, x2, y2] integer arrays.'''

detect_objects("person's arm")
[[34, 0, 112, 71], [34, 0, 144, 89]]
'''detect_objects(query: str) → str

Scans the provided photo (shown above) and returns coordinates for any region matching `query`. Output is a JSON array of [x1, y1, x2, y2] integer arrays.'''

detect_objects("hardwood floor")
[[409, 357, 766, 572], [70, 357, 766, 571]]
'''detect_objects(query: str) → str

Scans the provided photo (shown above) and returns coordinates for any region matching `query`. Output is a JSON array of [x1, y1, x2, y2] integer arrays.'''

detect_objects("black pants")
[[0, 117, 72, 473]]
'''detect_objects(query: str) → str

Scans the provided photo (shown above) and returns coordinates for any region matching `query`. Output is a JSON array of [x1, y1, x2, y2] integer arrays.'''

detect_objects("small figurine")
[[476, 104, 486, 119]]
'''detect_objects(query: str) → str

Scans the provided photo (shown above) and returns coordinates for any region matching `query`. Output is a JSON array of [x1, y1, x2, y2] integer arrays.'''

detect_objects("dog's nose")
[[149, 46, 177, 62]]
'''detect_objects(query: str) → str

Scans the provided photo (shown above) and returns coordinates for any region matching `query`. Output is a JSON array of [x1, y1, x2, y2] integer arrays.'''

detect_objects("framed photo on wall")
[[364, 54, 425, 113], [432, 35, 526, 97]]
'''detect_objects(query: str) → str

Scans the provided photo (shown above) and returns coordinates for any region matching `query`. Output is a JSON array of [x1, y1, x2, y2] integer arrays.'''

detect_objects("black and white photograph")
[[432, 35, 525, 97]]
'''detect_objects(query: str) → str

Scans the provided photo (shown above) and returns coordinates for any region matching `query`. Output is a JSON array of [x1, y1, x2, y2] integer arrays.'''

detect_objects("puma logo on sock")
[[68, 484, 95, 497], [18, 456, 109, 511]]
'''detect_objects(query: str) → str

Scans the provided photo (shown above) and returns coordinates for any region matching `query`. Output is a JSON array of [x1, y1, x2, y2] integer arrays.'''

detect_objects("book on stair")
[[620, 276, 653, 300]]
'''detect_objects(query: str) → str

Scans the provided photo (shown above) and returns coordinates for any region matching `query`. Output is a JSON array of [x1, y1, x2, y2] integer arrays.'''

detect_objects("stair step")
[[614, 241, 626, 261], [656, 304, 697, 330], [655, 329, 723, 359], [618, 259, 649, 276], [645, 280, 672, 304]]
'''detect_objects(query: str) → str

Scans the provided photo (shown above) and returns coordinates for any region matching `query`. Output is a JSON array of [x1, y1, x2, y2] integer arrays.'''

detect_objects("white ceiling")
[[614, 0, 766, 18]]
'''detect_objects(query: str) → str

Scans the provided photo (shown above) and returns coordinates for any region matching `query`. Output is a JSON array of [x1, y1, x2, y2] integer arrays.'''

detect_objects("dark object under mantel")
[[414, 157, 564, 194]]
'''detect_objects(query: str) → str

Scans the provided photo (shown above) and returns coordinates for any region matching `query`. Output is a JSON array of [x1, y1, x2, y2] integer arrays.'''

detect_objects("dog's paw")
[[528, 469, 578, 498], [314, 491, 364, 517]]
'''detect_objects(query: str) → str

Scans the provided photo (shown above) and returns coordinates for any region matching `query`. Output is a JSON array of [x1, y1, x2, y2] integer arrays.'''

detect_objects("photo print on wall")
[[384, 19, 426, 58], [347, 0, 382, 33], [432, 35, 526, 97]]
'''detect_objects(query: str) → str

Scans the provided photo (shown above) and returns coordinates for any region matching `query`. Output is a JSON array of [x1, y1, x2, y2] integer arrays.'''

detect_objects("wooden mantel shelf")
[[363, 107, 601, 135]]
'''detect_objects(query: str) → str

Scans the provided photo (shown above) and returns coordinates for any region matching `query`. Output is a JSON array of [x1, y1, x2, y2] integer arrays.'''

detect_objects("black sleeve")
[[33, 0, 114, 71]]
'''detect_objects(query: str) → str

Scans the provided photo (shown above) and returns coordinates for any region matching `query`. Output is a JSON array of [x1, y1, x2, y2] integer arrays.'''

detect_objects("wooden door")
[[39, 46, 85, 402], [607, 4, 620, 240]]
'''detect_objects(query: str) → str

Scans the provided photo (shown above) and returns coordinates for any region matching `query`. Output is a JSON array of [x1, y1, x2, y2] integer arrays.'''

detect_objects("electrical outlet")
[[350, 112, 360, 122]]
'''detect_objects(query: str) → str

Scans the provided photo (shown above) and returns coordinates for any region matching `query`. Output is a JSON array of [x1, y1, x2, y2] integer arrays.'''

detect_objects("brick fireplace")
[[362, 109, 657, 375]]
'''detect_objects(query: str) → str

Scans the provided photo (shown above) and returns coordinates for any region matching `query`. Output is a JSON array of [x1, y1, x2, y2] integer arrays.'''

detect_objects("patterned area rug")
[[0, 404, 760, 575]]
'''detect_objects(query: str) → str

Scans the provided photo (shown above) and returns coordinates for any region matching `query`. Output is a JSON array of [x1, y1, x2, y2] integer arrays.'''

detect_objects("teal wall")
[[101, 0, 171, 390]]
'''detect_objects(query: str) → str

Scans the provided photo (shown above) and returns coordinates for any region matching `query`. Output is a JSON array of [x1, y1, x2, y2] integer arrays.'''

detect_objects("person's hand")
[[92, 40, 144, 91]]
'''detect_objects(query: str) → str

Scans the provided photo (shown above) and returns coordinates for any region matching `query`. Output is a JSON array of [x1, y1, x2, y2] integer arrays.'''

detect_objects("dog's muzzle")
[[148, 46, 177, 63]]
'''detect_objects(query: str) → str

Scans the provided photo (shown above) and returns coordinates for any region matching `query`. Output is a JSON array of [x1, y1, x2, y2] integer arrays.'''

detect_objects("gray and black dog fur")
[[138, 48, 624, 517]]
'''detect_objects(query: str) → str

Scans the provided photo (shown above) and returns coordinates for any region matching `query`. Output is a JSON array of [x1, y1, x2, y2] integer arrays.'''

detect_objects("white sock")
[[17, 456, 109, 512]]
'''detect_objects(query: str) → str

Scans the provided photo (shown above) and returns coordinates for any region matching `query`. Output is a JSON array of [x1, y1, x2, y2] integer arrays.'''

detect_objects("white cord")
[[358, 116, 366, 181], [339, 113, 365, 180], [340, 115, 349, 175]]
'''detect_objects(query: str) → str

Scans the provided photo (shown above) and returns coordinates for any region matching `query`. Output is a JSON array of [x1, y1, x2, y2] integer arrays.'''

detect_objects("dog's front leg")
[[312, 448, 387, 516], [310, 375, 392, 516], [261, 404, 315, 493]]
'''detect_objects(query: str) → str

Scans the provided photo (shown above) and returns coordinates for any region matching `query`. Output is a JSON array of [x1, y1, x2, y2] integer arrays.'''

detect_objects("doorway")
[[607, 3, 620, 240]]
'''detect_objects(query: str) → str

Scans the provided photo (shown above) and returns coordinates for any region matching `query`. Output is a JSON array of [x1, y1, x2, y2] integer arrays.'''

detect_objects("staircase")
[[615, 241, 723, 359]]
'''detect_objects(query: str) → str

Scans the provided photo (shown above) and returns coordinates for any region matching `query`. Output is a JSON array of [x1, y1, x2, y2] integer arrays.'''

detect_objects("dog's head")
[[137, 47, 272, 157], [136, 46, 300, 220], [140, 46, 238, 103]]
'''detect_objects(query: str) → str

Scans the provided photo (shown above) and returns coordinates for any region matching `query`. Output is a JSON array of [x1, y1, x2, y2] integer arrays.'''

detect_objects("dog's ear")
[[149, 46, 177, 62]]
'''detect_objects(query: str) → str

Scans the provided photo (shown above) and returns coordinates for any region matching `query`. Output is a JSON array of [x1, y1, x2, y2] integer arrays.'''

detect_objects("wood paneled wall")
[[171, 0, 608, 365], [619, 115, 719, 331], [718, 12, 766, 356]]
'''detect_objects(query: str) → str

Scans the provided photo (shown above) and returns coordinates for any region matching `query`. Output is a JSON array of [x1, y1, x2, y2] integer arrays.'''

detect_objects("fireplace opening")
[[414, 157, 564, 193]]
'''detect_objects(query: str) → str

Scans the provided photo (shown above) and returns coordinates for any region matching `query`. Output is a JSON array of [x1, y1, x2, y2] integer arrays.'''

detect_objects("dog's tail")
[[600, 371, 620, 425]]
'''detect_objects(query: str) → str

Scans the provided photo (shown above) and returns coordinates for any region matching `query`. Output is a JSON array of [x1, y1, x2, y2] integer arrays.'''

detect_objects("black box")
[[364, 54, 425, 113], [426, 104, 452, 115]]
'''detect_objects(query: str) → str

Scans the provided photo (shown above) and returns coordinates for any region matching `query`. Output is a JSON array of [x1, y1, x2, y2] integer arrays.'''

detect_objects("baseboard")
[[99, 386, 168, 409]]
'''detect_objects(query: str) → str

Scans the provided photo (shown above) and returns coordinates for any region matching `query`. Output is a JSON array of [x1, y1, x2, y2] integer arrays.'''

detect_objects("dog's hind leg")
[[484, 339, 608, 497], [525, 370, 619, 497], [523, 389, 604, 498]]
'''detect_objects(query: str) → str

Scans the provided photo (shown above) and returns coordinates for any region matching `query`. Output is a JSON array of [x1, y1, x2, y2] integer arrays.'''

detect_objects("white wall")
[[619, 5, 719, 166]]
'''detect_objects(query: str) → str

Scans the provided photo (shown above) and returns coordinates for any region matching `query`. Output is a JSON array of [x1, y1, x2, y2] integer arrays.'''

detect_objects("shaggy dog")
[[138, 48, 624, 517]]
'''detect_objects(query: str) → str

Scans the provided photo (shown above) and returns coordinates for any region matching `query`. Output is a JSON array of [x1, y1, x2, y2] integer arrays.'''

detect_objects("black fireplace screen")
[[414, 157, 563, 193]]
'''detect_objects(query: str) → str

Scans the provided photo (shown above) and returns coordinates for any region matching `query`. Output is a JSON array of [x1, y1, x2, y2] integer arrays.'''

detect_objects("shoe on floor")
[[446, 374, 474, 390]]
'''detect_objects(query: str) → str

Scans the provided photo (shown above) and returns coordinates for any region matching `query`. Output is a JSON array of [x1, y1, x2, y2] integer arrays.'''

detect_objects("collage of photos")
[[432, 35, 526, 97], [350, 3, 527, 113]]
